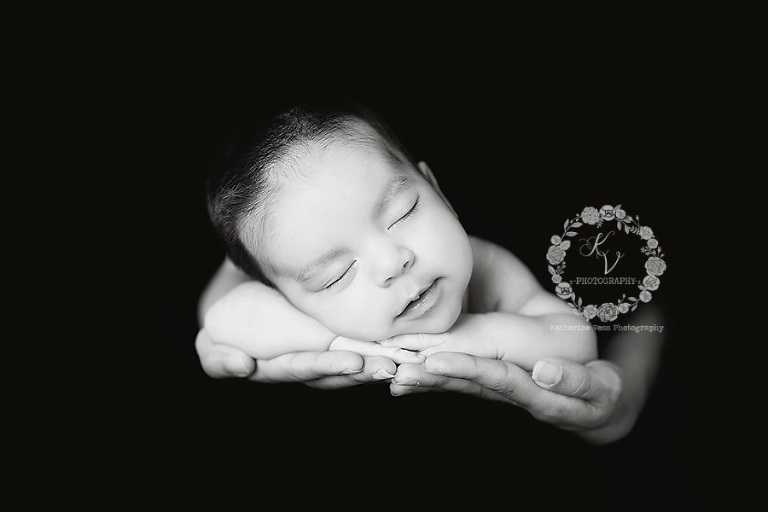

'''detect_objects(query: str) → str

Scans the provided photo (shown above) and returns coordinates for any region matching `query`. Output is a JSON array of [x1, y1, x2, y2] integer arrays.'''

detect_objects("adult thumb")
[[532, 358, 621, 402]]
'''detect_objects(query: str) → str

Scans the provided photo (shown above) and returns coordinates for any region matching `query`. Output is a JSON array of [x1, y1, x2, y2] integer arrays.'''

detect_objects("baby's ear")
[[416, 161, 439, 187], [417, 161, 458, 218]]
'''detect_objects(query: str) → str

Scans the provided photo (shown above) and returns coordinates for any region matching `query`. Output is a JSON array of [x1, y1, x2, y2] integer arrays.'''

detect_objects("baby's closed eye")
[[388, 197, 420, 230]]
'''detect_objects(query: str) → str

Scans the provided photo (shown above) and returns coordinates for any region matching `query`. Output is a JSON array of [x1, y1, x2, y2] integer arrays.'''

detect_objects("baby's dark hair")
[[206, 97, 417, 285]]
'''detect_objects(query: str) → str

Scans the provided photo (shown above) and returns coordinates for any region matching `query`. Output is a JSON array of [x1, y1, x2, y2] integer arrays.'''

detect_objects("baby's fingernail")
[[379, 339, 396, 347], [372, 368, 395, 380], [226, 355, 251, 377], [532, 361, 562, 387], [341, 367, 363, 374]]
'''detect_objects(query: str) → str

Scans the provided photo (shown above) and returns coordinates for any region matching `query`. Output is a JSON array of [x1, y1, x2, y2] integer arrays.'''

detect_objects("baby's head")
[[207, 98, 473, 341]]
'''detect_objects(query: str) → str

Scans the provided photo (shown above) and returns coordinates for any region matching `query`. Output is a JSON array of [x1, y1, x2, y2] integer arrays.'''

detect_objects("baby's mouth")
[[397, 279, 440, 320]]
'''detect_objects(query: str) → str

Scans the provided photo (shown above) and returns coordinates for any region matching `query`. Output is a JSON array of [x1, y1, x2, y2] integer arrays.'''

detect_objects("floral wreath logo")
[[547, 205, 666, 322]]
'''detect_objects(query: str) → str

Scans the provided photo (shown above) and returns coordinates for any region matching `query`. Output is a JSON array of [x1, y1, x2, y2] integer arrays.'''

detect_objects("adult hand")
[[195, 329, 397, 389], [391, 353, 638, 444]]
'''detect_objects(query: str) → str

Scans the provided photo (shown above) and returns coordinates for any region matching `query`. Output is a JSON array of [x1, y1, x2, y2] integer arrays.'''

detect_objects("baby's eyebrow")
[[375, 174, 409, 213]]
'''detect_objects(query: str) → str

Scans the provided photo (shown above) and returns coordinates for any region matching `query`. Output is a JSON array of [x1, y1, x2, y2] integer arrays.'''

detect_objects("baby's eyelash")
[[389, 198, 420, 230], [324, 260, 357, 291]]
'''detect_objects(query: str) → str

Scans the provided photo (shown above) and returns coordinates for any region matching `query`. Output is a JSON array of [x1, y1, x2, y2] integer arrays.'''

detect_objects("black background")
[[126, 68, 694, 505]]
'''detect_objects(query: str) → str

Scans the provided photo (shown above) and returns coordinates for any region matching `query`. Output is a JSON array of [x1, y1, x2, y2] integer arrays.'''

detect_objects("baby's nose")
[[374, 244, 415, 287]]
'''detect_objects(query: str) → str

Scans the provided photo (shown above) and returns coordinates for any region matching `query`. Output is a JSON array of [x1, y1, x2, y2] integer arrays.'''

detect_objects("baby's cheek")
[[322, 298, 394, 342], [421, 216, 468, 267]]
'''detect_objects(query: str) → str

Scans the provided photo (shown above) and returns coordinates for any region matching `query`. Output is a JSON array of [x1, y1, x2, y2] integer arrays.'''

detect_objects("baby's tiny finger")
[[382, 333, 448, 351]]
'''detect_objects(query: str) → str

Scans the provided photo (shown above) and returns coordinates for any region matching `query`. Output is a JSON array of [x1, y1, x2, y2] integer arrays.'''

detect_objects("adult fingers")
[[389, 362, 510, 402], [329, 336, 425, 364], [421, 352, 544, 405], [420, 353, 617, 430], [532, 358, 623, 404], [390, 377, 508, 402], [195, 329, 255, 378], [305, 356, 397, 389], [252, 350, 365, 383]]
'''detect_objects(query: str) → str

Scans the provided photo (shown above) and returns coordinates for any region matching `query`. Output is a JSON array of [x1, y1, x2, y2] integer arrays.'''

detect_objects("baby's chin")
[[335, 315, 455, 343], [404, 299, 463, 336], [334, 287, 465, 342], [368, 304, 463, 341]]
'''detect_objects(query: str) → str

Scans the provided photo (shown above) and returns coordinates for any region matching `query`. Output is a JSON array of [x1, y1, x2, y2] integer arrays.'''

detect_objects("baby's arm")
[[203, 259, 422, 363], [204, 275, 336, 360], [386, 237, 597, 371]]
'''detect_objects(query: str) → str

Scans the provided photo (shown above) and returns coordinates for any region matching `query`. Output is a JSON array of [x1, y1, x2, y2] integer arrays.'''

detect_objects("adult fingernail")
[[226, 355, 251, 377], [372, 368, 395, 380], [341, 367, 363, 374], [532, 361, 562, 387]]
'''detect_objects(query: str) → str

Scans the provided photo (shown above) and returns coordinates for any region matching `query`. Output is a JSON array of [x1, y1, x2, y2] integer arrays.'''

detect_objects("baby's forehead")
[[280, 120, 406, 173], [256, 141, 416, 273], [243, 121, 417, 272], [276, 138, 413, 200]]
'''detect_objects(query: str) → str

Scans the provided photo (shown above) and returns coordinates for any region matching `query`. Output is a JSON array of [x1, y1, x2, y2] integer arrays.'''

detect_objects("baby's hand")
[[379, 315, 498, 360], [379, 332, 450, 352], [204, 282, 337, 359], [329, 336, 425, 365]]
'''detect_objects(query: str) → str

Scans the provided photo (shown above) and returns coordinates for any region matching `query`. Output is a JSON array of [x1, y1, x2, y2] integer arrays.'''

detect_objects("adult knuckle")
[[532, 404, 563, 425], [572, 371, 593, 398], [595, 365, 623, 405], [283, 353, 308, 380], [491, 362, 515, 395], [194, 330, 208, 353], [606, 378, 623, 405]]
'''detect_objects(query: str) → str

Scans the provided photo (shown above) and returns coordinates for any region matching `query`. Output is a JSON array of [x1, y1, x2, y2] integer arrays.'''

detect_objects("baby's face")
[[252, 138, 473, 342]]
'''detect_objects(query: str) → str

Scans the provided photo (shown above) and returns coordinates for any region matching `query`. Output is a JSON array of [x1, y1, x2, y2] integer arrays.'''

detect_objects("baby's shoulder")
[[468, 235, 539, 312], [469, 235, 525, 272]]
